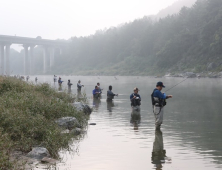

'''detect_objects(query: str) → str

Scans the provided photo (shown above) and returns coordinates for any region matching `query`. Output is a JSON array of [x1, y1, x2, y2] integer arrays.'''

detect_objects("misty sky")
[[0, 0, 179, 40]]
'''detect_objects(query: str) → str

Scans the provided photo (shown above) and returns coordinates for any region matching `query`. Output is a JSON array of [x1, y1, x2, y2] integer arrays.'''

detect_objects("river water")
[[33, 76, 222, 170]]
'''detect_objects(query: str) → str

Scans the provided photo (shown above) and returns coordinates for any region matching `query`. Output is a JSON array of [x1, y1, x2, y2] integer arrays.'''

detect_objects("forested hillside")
[[154, 0, 196, 20], [12, 0, 222, 76], [51, 0, 222, 76]]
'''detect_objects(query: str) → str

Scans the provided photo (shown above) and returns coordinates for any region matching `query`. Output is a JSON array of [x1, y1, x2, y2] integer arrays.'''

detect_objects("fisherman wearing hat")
[[151, 82, 172, 130], [130, 87, 141, 111], [77, 80, 84, 92]]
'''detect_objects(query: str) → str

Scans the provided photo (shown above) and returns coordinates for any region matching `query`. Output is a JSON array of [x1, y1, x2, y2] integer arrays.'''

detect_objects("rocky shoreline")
[[0, 77, 93, 170], [163, 71, 222, 78], [10, 102, 92, 170]]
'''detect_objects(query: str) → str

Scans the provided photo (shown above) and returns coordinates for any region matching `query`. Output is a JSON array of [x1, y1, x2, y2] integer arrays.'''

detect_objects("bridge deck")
[[0, 35, 70, 46]]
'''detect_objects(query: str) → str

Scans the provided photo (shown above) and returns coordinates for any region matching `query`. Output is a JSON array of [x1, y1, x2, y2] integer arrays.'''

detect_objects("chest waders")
[[151, 89, 166, 115]]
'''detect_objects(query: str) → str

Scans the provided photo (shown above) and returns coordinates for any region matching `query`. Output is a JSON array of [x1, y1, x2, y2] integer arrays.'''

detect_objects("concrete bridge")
[[0, 35, 70, 75]]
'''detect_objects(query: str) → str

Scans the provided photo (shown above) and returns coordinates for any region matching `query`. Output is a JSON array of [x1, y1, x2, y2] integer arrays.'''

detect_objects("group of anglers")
[[16, 75, 38, 83], [92, 83, 118, 101], [54, 76, 173, 130], [33, 75, 173, 130], [129, 82, 172, 130], [53, 75, 84, 93], [91, 81, 172, 130]]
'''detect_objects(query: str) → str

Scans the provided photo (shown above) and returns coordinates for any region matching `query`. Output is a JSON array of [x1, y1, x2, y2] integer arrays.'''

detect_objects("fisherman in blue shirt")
[[130, 87, 141, 111], [151, 82, 172, 130], [92, 86, 101, 99], [58, 77, 63, 86]]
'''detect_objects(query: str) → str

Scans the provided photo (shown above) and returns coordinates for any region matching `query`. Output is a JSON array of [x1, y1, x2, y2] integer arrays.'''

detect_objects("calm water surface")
[[33, 76, 222, 170]]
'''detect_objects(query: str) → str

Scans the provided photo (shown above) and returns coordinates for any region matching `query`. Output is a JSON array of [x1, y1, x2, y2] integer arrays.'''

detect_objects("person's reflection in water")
[[130, 108, 141, 130], [77, 89, 82, 99], [68, 88, 72, 94], [58, 85, 62, 91], [93, 98, 101, 111], [151, 130, 166, 170], [107, 100, 115, 113]]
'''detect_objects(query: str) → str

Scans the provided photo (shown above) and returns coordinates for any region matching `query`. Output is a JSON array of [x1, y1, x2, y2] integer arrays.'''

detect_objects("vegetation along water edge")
[[0, 76, 90, 170]]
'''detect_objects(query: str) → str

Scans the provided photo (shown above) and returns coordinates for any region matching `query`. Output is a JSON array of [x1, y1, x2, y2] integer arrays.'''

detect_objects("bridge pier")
[[49, 47, 55, 70], [0, 35, 68, 76], [23, 44, 29, 75], [43, 46, 48, 74], [0, 43, 11, 76], [29, 45, 35, 75], [5, 44, 11, 75], [0, 44, 4, 75]]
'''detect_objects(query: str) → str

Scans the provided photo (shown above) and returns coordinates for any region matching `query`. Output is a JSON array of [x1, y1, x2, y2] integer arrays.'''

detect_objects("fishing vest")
[[151, 89, 166, 107], [131, 94, 141, 107]]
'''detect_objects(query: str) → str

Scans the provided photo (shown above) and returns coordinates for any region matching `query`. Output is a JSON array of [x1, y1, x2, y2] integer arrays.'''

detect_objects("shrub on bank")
[[0, 77, 88, 169]]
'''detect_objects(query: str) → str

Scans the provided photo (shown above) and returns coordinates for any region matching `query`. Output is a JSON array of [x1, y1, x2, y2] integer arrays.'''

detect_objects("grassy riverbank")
[[0, 77, 88, 170]]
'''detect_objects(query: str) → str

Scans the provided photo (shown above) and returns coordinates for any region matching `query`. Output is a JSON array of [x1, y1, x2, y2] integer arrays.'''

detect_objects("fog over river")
[[31, 76, 222, 170]]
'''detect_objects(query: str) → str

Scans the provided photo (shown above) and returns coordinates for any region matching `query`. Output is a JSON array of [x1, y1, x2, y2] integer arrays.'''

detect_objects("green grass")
[[0, 76, 88, 170]]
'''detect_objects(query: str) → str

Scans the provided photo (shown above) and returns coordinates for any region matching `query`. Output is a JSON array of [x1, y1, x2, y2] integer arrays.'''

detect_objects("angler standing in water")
[[151, 82, 173, 130], [107, 85, 118, 101], [97, 82, 103, 93], [58, 77, 63, 86], [35, 77, 38, 83], [77, 80, 84, 92], [67, 80, 73, 90], [26, 75, 30, 81], [53, 75, 57, 83], [92, 86, 101, 99], [130, 87, 141, 111]]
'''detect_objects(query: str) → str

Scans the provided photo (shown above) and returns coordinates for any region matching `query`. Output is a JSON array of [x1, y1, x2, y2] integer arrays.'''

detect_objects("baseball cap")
[[134, 87, 139, 91], [156, 82, 165, 88]]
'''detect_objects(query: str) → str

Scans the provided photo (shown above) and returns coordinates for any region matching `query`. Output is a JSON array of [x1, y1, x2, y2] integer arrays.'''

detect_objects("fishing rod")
[[164, 77, 189, 93]]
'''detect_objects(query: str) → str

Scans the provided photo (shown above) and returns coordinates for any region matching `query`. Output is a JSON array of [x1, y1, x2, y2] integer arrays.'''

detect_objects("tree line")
[[11, 0, 222, 76]]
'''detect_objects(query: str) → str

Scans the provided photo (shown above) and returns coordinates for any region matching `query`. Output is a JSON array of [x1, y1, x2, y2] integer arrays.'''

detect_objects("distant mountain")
[[154, 0, 197, 19]]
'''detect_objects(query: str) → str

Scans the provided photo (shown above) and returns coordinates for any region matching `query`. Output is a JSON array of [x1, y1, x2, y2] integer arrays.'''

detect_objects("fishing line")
[[164, 77, 189, 93]]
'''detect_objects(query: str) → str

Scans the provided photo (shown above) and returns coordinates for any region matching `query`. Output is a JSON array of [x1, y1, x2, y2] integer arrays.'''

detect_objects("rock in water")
[[70, 128, 82, 135], [41, 157, 57, 164], [73, 102, 92, 115], [27, 147, 50, 160], [55, 117, 80, 129], [89, 123, 96, 125]]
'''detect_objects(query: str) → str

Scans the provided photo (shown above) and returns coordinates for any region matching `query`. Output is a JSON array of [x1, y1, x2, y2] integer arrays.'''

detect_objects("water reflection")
[[152, 130, 167, 170], [68, 88, 72, 94], [107, 100, 115, 113], [130, 108, 141, 130], [77, 89, 82, 98], [58, 84, 62, 91], [34, 76, 222, 170], [93, 98, 101, 111]]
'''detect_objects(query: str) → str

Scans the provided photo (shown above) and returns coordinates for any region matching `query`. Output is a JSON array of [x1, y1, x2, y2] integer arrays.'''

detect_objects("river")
[[32, 75, 222, 170]]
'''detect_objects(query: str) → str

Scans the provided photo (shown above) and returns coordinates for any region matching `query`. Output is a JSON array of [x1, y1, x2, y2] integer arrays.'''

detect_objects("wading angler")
[[151, 82, 172, 130], [130, 87, 141, 111]]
